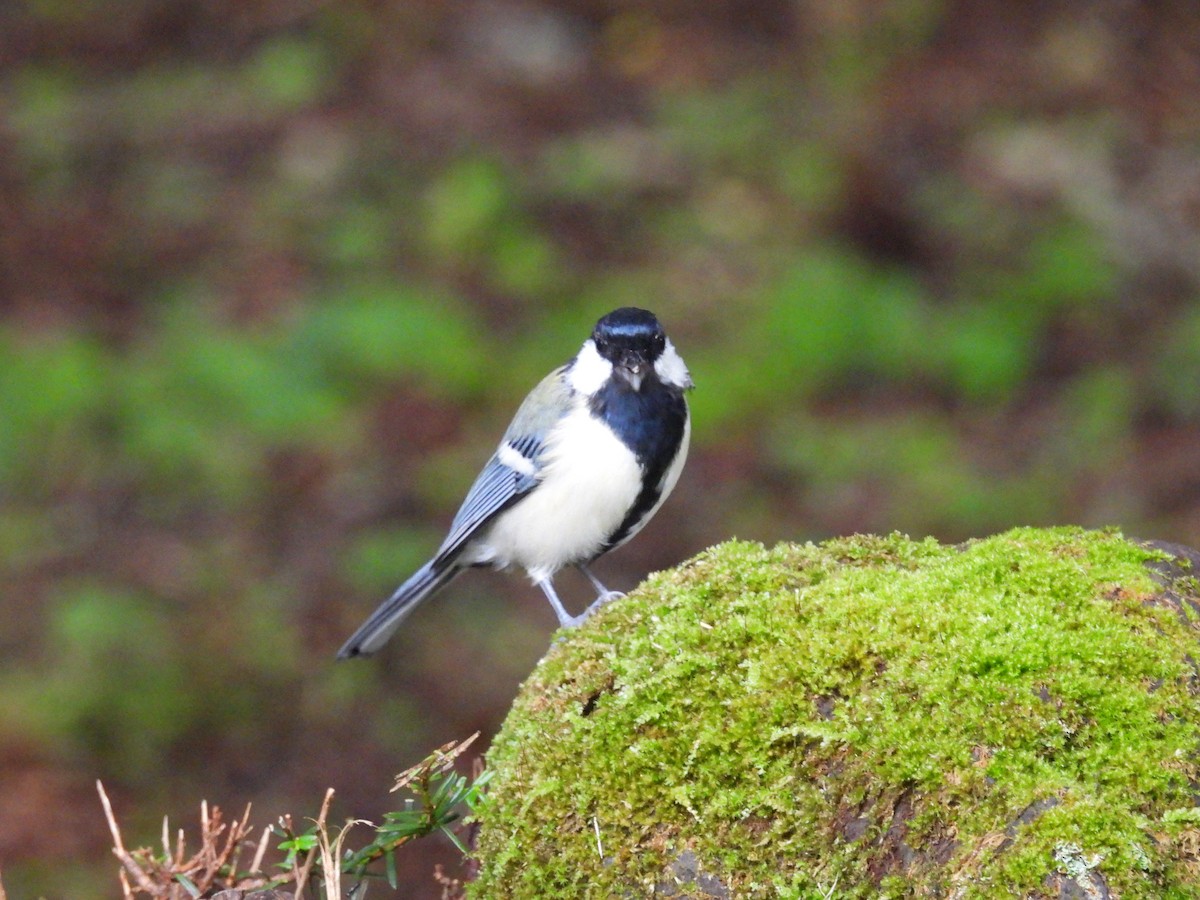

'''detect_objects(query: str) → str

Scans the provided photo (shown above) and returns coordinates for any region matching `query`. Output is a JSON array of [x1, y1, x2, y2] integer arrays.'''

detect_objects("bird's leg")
[[578, 563, 625, 614], [537, 568, 627, 629], [579, 563, 624, 602], [537, 577, 589, 628]]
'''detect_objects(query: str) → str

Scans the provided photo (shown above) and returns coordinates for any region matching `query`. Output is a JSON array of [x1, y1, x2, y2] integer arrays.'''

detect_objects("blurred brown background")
[[2, 1, 1200, 895]]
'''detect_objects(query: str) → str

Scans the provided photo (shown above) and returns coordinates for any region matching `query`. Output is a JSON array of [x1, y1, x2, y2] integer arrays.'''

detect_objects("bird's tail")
[[337, 561, 460, 659]]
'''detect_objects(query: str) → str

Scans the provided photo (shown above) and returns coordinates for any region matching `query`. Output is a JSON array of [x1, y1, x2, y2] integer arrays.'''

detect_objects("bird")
[[337, 306, 693, 659]]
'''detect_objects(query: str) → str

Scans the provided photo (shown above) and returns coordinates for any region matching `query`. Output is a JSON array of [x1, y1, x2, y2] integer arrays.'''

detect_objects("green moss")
[[471, 527, 1200, 898]]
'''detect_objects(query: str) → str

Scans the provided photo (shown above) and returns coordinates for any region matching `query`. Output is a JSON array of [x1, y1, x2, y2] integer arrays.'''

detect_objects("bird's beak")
[[616, 352, 647, 390]]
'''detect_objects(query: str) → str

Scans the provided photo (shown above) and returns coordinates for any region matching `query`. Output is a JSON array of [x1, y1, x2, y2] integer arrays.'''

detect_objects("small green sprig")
[[340, 732, 491, 889]]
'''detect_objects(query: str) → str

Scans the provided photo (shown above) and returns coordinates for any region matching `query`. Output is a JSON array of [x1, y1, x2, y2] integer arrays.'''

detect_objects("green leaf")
[[441, 824, 470, 855], [386, 849, 398, 889], [278, 833, 320, 853]]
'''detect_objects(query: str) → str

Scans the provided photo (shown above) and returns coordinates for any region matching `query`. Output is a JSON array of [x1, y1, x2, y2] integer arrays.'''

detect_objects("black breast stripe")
[[588, 376, 688, 551]]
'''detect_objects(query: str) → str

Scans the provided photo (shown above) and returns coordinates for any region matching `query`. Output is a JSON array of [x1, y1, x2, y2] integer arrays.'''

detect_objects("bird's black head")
[[592, 308, 666, 389]]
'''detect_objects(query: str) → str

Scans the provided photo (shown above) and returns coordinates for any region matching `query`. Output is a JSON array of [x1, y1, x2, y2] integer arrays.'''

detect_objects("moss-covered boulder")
[[470, 527, 1200, 898]]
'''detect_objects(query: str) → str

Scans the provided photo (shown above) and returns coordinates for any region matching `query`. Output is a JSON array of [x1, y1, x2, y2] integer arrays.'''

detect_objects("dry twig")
[[98, 781, 276, 898], [392, 732, 480, 793], [292, 788, 334, 899]]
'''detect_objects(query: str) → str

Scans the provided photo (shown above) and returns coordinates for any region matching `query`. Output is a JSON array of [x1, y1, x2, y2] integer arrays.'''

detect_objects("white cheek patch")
[[497, 441, 538, 477], [566, 339, 613, 396], [655, 339, 693, 389]]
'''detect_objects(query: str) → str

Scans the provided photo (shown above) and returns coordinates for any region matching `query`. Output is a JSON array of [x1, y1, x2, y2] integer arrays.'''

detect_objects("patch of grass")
[[99, 734, 487, 898]]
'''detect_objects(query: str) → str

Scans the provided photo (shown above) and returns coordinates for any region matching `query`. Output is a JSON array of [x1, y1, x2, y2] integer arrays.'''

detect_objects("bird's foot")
[[554, 591, 626, 629], [590, 589, 625, 609], [580, 590, 626, 623]]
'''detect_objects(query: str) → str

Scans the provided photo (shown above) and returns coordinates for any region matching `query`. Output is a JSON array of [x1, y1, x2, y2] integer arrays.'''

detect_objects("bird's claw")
[[555, 590, 626, 629], [583, 589, 625, 618]]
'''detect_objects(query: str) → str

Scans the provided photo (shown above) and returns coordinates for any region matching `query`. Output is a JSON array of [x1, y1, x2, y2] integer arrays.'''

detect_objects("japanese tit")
[[337, 307, 693, 659]]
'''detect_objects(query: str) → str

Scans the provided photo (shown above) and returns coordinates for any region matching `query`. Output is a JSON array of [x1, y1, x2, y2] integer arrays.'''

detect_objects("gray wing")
[[431, 367, 574, 567]]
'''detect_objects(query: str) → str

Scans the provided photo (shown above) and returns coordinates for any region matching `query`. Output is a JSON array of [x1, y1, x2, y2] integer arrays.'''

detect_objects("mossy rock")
[[470, 527, 1200, 898]]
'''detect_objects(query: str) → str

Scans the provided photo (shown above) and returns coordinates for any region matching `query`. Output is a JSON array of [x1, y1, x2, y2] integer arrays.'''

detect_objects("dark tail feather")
[[337, 561, 460, 659]]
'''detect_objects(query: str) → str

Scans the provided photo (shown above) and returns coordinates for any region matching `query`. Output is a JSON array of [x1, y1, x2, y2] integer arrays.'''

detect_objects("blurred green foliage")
[[1, 1, 1199, 897]]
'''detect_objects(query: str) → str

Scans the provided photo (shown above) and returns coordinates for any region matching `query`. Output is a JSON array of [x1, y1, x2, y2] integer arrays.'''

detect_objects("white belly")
[[473, 406, 642, 581]]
